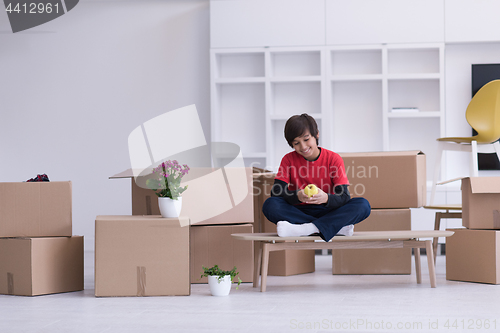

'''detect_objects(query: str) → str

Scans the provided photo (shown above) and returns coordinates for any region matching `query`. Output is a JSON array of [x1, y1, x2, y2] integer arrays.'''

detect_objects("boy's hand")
[[298, 188, 328, 205]]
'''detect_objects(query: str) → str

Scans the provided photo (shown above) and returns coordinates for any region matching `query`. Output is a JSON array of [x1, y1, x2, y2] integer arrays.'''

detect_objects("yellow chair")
[[430, 79, 500, 205], [426, 80, 500, 263]]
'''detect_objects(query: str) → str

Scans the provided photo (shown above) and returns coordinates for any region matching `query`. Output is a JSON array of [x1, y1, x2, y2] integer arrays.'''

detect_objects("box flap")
[[468, 177, 500, 194], [109, 169, 140, 179], [339, 150, 424, 158]]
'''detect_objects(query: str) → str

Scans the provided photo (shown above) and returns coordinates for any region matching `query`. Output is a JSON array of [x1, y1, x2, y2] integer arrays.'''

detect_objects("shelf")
[[330, 74, 383, 82], [215, 52, 265, 78], [271, 81, 322, 116], [270, 113, 322, 120], [388, 111, 441, 118], [388, 79, 440, 112], [270, 76, 322, 83], [388, 47, 440, 74], [330, 48, 382, 75], [215, 77, 266, 84], [271, 51, 321, 77], [387, 73, 441, 80]]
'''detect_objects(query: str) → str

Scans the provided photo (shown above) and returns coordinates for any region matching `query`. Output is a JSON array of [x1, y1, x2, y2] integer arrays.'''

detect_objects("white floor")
[[1, 252, 499, 333]]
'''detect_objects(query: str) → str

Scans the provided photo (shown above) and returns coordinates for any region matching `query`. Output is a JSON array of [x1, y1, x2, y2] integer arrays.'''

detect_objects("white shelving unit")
[[326, 43, 445, 179], [211, 46, 328, 171], [211, 44, 445, 178]]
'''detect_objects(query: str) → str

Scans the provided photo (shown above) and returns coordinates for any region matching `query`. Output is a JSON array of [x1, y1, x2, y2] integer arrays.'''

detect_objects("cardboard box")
[[461, 177, 500, 229], [339, 151, 426, 209], [263, 220, 316, 276], [332, 209, 412, 275], [254, 169, 316, 276], [446, 228, 500, 284], [0, 181, 72, 237], [0, 236, 83, 296], [95, 215, 190, 296], [110, 168, 253, 226], [191, 223, 254, 283]]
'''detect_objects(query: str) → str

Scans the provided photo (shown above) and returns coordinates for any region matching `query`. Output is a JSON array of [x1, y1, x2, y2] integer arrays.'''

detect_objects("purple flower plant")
[[146, 160, 190, 199]]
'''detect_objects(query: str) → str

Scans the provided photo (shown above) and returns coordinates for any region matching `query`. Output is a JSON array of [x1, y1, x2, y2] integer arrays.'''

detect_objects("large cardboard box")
[[110, 168, 253, 226], [254, 169, 315, 276], [191, 223, 254, 283], [0, 181, 72, 237], [255, 169, 316, 276], [95, 215, 190, 296], [332, 209, 412, 275], [339, 151, 426, 209], [446, 228, 500, 284], [0, 236, 83, 296], [461, 177, 500, 229]]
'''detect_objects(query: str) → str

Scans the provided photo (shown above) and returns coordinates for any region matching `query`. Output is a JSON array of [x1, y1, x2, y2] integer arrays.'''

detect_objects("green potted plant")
[[145, 160, 190, 218], [201, 265, 242, 296]]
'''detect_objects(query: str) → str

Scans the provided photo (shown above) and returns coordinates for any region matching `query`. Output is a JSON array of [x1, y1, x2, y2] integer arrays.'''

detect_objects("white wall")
[[0, 0, 210, 250]]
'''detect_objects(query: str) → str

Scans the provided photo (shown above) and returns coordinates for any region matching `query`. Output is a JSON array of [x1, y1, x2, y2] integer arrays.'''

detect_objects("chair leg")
[[433, 212, 442, 264], [493, 141, 500, 166], [471, 140, 479, 177], [430, 141, 444, 205], [414, 247, 422, 284]]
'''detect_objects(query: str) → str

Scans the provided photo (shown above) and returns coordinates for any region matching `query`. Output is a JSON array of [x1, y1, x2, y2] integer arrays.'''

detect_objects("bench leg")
[[426, 240, 437, 288], [260, 243, 270, 292], [414, 247, 422, 284], [253, 241, 262, 288]]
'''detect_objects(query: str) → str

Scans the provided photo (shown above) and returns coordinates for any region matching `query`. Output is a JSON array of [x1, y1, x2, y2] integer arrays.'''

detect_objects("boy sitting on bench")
[[262, 113, 371, 242]]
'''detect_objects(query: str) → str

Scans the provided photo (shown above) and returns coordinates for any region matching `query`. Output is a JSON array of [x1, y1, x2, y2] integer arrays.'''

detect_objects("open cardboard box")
[[339, 151, 426, 208], [0, 236, 83, 296], [0, 181, 72, 237], [110, 168, 253, 226], [461, 176, 500, 229]]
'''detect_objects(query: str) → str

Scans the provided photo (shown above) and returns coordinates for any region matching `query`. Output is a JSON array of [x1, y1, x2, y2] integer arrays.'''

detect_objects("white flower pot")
[[158, 197, 182, 218], [208, 275, 232, 296]]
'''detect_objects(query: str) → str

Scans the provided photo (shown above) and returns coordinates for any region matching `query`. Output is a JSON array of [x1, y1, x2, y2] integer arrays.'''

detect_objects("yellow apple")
[[304, 184, 318, 197]]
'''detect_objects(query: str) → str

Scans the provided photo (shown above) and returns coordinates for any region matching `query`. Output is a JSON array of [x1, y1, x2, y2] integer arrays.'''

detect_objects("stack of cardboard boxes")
[[100, 167, 255, 296], [0, 181, 83, 296], [253, 169, 316, 276], [446, 177, 500, 284], [333, 151, 426, 275]]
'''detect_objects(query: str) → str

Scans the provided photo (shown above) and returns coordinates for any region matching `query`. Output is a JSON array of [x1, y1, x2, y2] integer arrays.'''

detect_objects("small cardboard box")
[[461, 177, 500, 229], [0, 181, 72, 237], [339, 151, 426, 209], [332, 209, 412, 275], [446, 228, 500, 284], [110, 168, 253, 226], [0, 236, 83, 296], [191, 223, 254, 283], [95, 215, 190, 296], [263, 220, 316, 276]]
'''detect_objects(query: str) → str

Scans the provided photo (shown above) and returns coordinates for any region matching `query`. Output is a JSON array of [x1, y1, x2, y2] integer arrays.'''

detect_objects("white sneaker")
[[337, 224, 354, 236]]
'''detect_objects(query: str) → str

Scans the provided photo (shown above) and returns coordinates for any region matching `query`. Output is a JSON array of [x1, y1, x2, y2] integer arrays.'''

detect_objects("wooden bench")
[[232, 230, 455, 292]]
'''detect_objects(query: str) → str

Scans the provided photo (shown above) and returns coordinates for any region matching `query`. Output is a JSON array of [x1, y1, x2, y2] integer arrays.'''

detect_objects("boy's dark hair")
[[284, 113, 319, 148]]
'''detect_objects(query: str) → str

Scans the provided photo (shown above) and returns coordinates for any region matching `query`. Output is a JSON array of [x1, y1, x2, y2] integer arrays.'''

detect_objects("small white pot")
[[208, 275, 232, 296], [158, 197, 182, 218]]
